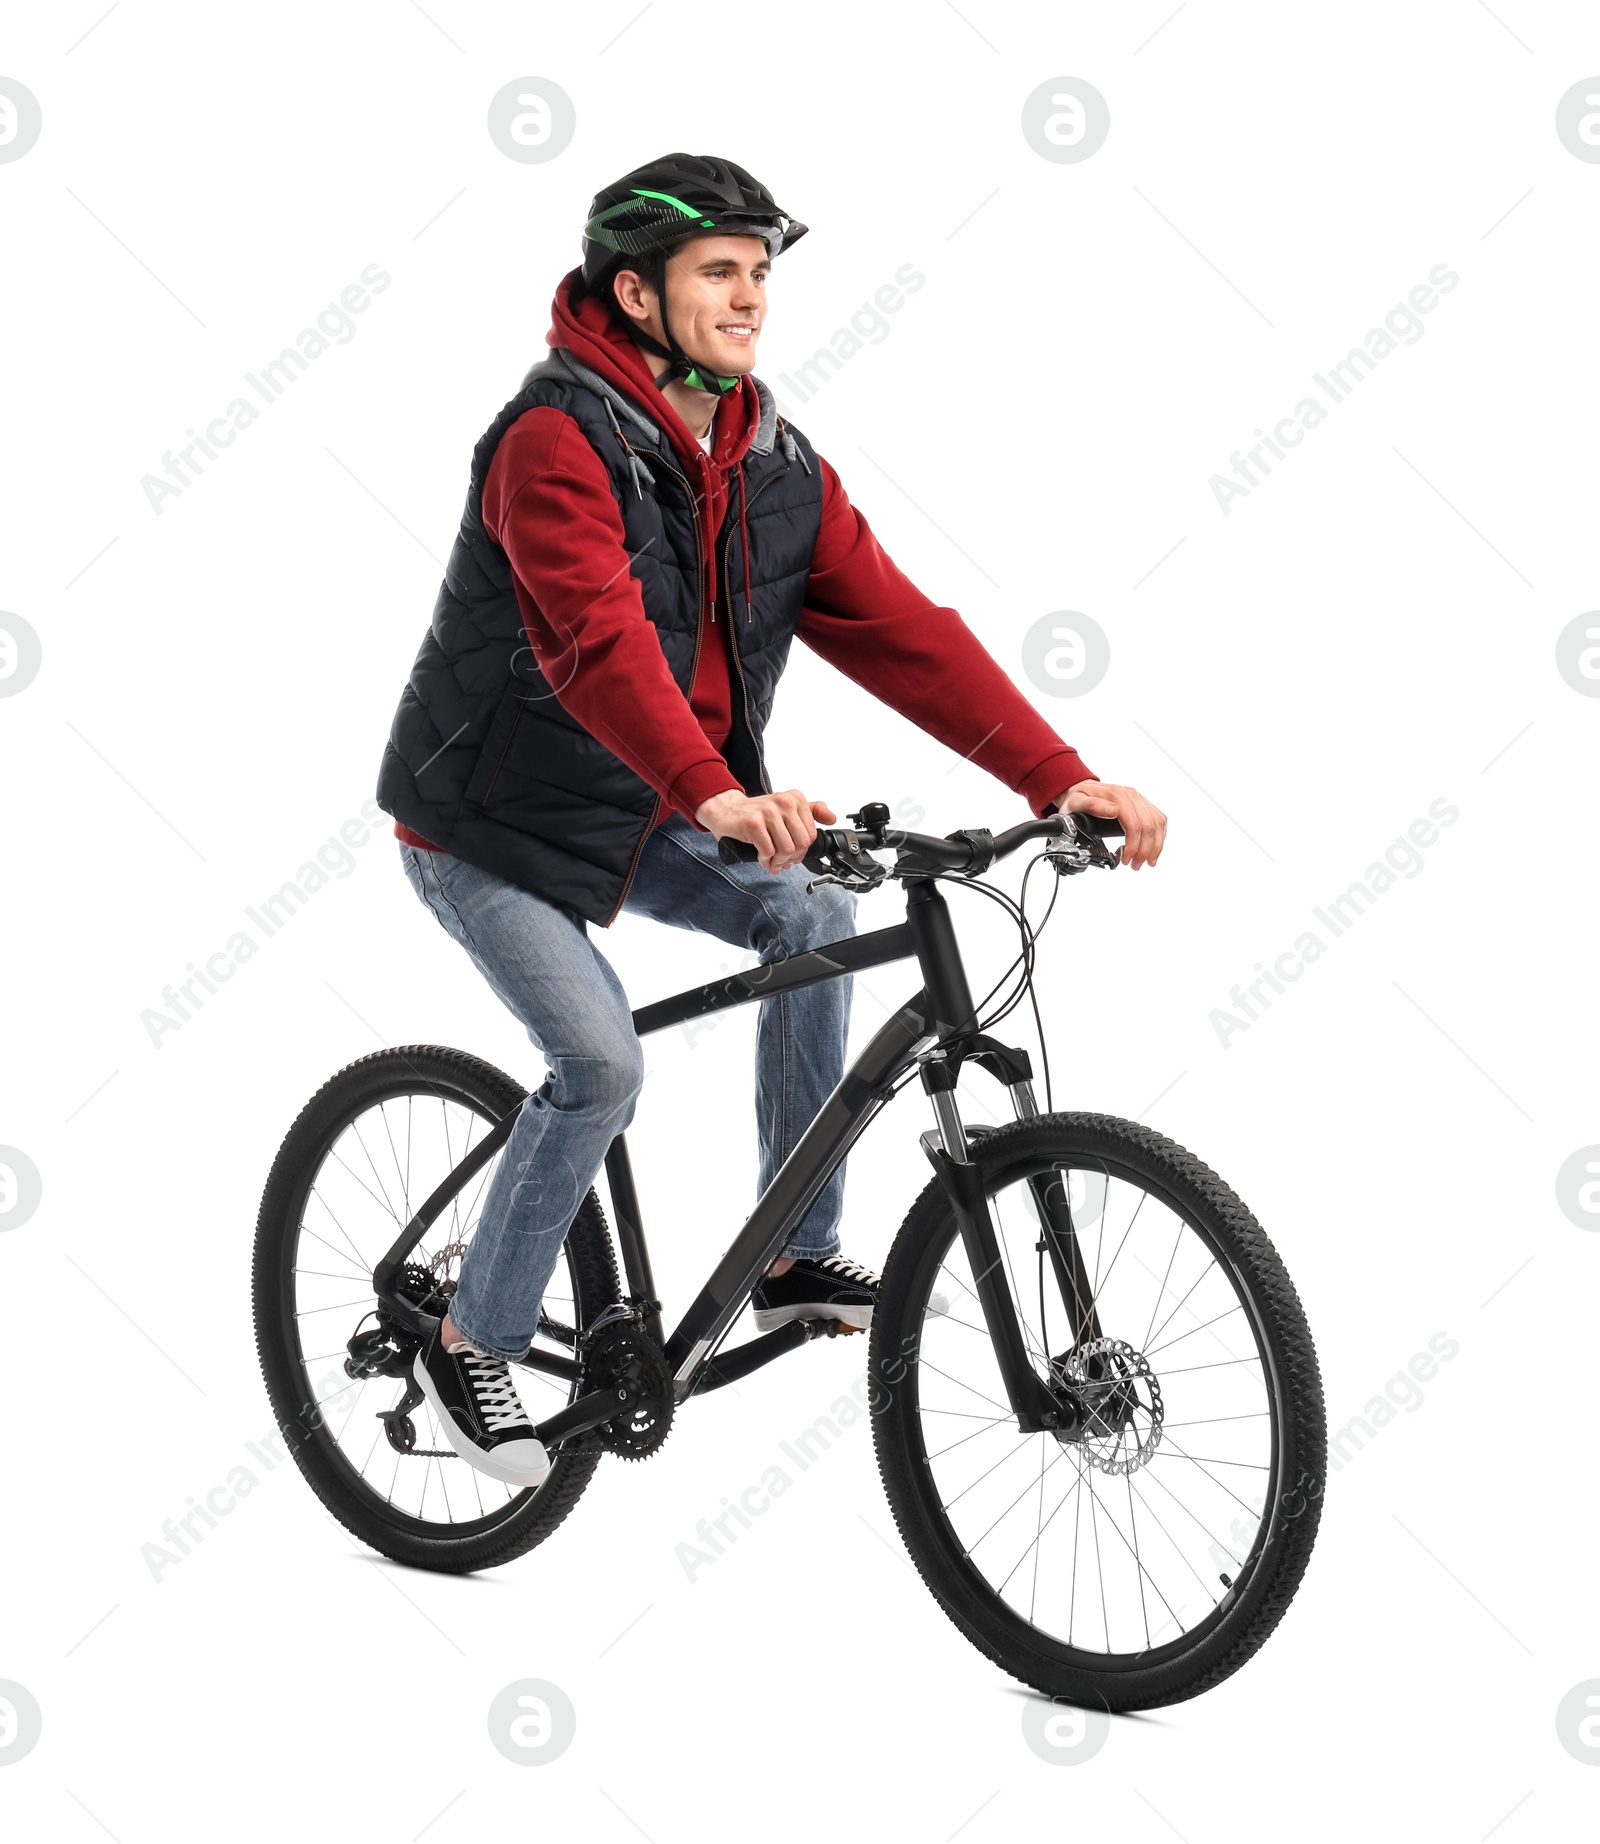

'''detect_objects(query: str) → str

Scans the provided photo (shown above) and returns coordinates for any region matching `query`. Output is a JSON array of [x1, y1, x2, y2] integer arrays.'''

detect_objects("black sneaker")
[[751, 1254, 880, 1333], [411, 1333, 551, 1488]]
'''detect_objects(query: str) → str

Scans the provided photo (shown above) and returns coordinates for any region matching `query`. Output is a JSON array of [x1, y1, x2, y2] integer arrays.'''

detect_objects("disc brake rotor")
[[1054, 1335, 1164, 1475]]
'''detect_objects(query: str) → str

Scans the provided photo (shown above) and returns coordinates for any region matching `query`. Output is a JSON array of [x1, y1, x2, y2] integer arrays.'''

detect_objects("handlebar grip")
[[1071, 811, 1124, 840], [719, 833, 844, 875]]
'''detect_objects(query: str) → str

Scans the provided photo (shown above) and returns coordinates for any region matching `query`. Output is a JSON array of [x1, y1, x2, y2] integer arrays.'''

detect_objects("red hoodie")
[[396, 273, 1094, 855]]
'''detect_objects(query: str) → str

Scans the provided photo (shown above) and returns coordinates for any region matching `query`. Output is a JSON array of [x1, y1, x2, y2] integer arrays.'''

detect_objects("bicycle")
[[252, 802, 1325, 1709]]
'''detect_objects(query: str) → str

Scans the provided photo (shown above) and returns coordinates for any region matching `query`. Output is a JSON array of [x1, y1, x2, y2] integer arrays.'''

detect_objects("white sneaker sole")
[[410, 1351, 552, 1489], [752, 1301, 873, 1333]]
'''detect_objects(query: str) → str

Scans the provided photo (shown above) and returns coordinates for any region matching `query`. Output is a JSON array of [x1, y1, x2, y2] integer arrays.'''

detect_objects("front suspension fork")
[[920, 1058, 1085, 1436]]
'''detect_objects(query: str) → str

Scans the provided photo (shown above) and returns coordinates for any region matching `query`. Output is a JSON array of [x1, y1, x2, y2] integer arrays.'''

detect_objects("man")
[[376, 153, 1166, 1487]]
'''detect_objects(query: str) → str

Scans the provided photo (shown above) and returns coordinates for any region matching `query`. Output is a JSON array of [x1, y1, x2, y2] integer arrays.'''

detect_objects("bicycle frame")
[[370, 877, 1098, 1446]]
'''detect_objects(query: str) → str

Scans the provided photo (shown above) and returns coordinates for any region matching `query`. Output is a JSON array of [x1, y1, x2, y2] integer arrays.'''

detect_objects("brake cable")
[[875, 853, 1061, 1111]]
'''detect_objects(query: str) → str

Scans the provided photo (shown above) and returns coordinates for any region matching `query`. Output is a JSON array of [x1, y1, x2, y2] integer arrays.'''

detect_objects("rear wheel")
[[869, 1112, 1324, 1709], [252, 1045, 620, 1572]]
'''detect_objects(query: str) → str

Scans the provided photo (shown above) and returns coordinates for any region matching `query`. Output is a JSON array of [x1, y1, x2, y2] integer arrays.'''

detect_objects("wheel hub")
[[1050, 1336, 1164, 1474]]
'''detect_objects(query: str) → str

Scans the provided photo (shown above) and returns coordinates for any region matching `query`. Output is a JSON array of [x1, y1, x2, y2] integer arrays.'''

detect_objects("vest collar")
[[525, 347, 779, 459]]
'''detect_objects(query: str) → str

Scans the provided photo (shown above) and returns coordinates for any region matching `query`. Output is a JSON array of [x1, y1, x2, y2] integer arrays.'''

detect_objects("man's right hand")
[[695, 788, 837, 874]]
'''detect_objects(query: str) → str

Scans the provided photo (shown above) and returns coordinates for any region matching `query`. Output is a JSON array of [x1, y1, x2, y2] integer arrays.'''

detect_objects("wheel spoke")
[[350, 1114, 402, 1225], [1154, 1432, 1267, 1511], [1150, 1451, 1268, 1471], [924, 1414, 1015, 1461], [1122, 1474, 1222, 1608], [377, 1099, 411, 1221], [998, 1447, 1090, 1596], [963, 1440, 1071, 1555], [325, 1141, 403, 1226], [293, 1226, 371, 1277], [1143, 1304, 1247, 1359], [916, 1356, 1011, 1417], [1140, 1253, 1217, 1350], [940, 1427, 1049, 1513], [1157, 1355, 1263, 1377], [303, 1192, 376, 1280], [1086, 1182, 1149, 1322], [1126, 1465, 1150, 1649], [1141, 1219, 1186, 1352]]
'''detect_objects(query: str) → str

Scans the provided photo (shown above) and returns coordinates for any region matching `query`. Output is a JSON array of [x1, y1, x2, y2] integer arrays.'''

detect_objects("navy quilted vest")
[[376, 350, 823, 924]]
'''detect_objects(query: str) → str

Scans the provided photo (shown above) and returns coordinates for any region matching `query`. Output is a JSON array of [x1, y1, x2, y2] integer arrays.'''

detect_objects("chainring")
[[1054, 1335, 1164, 1476], [583, 1319, 674, 1460]]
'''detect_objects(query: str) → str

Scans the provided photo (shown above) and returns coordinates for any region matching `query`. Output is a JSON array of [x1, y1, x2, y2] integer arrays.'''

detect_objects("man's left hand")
[[1056, 781, 1167, 870]]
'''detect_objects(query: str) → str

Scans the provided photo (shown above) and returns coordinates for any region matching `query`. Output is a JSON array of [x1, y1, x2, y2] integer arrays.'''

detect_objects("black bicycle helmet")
[[581, 152, 807, 396]]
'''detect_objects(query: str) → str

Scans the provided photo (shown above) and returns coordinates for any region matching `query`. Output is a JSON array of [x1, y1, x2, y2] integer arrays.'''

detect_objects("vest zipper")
[[478, 692, 528, 807], [603, 449, 708, 926], [603, 790, 662, 928], [720, 462, 788, 797]]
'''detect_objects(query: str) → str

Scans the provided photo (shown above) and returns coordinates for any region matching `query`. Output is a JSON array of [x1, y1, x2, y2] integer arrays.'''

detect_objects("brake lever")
[[806, 869, 879, 893], [805, 829, 889, 895], [1045, 824, 1122, 875]]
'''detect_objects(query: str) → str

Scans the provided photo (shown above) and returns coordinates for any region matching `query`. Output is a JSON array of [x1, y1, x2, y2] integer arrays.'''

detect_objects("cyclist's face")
[[660, 234, 769, 375]]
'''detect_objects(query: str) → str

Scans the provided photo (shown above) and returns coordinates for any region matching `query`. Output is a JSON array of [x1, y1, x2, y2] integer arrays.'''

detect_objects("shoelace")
[[457, 1345, 533, 1433], [819, 1254, 880, 1288]]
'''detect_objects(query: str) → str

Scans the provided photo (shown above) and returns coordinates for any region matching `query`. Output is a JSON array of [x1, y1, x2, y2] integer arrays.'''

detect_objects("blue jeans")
[[400, 816, 858, 1360]]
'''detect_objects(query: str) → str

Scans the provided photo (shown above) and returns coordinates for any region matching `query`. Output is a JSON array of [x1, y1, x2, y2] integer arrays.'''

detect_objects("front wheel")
[[869, 1112, 1325, 1709]]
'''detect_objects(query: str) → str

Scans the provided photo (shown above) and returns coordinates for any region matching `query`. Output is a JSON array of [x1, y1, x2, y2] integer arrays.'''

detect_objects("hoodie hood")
[[541, 267, 772, 476]]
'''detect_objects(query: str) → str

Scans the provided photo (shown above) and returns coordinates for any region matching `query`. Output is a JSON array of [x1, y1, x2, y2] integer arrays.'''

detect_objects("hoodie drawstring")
[[777, 416, 811, 476], [598, 369, 797, 626], [600, 395, 652, 499]]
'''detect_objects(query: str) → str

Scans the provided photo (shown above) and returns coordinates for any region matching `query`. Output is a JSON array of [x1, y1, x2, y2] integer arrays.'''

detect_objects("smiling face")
[[614, 232, 770, 378]]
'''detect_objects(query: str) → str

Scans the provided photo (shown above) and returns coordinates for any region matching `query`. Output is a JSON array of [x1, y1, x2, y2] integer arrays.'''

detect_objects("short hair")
[[580, 239, 682, 323]]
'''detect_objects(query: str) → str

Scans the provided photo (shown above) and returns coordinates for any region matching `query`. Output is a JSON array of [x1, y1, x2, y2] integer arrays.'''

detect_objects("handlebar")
[[715, 803, 1123, 888]]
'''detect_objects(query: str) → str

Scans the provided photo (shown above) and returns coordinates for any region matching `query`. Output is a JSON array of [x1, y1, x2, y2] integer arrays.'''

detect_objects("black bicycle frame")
[[371, 877, 1092, 1442]]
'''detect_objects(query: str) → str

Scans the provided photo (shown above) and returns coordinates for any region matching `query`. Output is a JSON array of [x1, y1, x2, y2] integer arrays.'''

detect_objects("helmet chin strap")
[[630, 304, 741, 398]]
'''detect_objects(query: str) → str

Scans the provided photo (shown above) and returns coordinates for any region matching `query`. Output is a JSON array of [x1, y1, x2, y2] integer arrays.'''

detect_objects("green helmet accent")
[[583, 187, 720, 255], [580, 155, 806, 286], [680, 366, 740, 394]]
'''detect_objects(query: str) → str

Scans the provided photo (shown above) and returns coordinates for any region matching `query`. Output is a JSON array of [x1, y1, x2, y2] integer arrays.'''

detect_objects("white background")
[[2, 0, 1596, 1835]]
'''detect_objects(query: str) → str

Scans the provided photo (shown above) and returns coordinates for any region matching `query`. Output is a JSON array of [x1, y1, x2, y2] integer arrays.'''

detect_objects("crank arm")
[[531, 1382, 641, 1449]]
